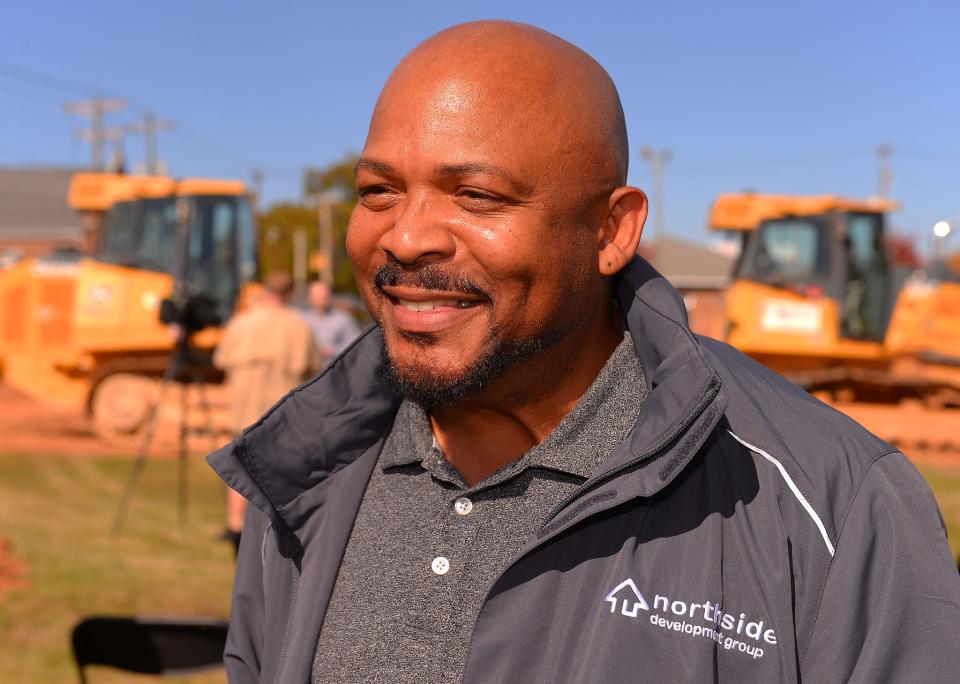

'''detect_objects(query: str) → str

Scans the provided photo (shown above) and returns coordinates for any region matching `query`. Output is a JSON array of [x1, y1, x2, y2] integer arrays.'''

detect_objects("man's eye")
[[456, 189, 506, 210], [357, 185, 399, 210]]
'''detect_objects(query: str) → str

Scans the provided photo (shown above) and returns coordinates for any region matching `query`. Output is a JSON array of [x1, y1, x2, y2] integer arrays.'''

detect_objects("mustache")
[[374, 262, 491, 300]]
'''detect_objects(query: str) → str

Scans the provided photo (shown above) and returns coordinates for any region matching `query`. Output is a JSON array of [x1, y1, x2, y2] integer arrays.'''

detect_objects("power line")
[[895, 145, 960, 166], [0, 60, 252, 170], [171, 124, 258, 166], [668, 145, 876, 175], [0, 77, 64, 105], [0, 60, 103, 96], [1, 60, 307, 184]]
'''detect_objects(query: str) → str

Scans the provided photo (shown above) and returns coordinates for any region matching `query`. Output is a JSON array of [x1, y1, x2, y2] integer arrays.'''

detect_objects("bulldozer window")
[[842, 213, 888, 340], [98, 198, 178, 272], [742, 218, 831, 288], [139, 200, 178, 271], [97, 194, 254, 322], [187, 197, 242, 321]]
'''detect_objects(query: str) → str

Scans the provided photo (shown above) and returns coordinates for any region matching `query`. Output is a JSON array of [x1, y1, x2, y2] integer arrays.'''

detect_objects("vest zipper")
[[545, 373, 721, 523], [463, 374, 722, 677], [272, 556, 300, 684]]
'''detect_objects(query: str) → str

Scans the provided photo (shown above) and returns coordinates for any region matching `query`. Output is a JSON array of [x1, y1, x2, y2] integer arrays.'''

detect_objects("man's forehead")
[[368, 74, 541, 139], [361, 21, 629, 190], [363, 74, 565, 174]]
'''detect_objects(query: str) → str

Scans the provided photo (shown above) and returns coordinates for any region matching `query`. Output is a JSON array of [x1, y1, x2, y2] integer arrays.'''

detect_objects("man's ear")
[[598, 187, 648, 276]]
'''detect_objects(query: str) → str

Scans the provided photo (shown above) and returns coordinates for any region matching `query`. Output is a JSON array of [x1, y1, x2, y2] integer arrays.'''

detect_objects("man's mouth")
[[393, 297, 479, 312], [379, 285, 487, 334]]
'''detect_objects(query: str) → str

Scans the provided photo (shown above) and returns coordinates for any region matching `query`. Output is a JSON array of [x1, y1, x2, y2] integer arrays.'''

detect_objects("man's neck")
[[429, 307, 625, 486]]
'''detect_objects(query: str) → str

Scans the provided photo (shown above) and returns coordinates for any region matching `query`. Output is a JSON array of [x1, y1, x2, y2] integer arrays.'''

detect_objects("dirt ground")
[[1, 379, 955, 463], [0, 382, 129, 457], [827, 401, 960, 465], [0, 381, 232, 601], [0, 381, 230, 458], [0, 380, 955, 608]]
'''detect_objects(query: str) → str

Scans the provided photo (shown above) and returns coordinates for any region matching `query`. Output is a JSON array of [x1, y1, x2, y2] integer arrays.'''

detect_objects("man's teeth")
[[397, 299, 474, 312]]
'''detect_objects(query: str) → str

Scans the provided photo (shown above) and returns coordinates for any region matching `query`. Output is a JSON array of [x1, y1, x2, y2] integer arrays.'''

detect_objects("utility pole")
[[317, 193, 335, 286], [250, 168, 264, 209], [640, 146, 672, 239], [126, 111, 175, 175], [64, 95, 127, 170], [877, 144, 893, 199], [293, 228, 309, 304]]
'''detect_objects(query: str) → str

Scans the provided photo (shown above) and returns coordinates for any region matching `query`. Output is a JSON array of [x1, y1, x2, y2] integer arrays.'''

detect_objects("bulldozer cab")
[[709, 193, 960, 407], [713, 194, 897, 343], [737, 211, 889, 340], [96, 194, 256, 322], [70, 174, 257, 323]]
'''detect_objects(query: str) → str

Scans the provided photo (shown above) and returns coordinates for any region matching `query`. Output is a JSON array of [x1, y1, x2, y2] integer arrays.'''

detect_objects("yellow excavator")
[[0, 172, 258, 436], [709, 193, 960, 407]]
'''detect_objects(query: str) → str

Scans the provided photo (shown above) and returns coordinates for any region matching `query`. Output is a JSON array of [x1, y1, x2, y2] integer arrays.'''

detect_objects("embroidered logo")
[[604, 578, 649, 617], [602, 578, 775, 661]]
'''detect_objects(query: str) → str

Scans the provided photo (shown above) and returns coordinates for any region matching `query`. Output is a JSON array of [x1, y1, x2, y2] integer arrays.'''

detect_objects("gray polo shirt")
[[312, 333, 647, 683]]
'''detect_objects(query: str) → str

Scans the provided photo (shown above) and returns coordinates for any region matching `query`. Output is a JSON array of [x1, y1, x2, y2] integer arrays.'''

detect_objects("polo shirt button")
[[454, 497, 473, 516], [431, 556, 450, 575]]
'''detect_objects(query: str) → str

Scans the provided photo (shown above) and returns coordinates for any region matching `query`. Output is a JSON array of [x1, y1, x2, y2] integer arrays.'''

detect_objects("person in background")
[[212, 270, 321, 553], [303, 280, 361, 366]]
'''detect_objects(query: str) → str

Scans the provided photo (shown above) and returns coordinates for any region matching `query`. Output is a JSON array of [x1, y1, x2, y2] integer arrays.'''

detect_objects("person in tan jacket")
[[213, 270, 321, 550]]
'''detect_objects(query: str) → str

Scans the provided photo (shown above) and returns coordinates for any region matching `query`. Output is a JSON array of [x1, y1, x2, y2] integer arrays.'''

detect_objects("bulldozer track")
[[825, 401, 960, 463], [74, 351, 229, 449]]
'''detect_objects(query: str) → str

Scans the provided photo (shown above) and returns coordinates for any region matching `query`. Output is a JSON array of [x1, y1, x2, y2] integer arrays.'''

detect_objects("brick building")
[[0, 167, 85, 265], [639, 236, 734, 339]]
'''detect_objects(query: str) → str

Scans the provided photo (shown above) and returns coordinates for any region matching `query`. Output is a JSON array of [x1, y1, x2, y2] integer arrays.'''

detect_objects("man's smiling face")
[[346, 24, 629, 408]]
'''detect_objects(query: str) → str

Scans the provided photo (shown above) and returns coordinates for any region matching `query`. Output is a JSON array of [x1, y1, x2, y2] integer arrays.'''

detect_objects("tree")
[[258, 153, 360, 295], [303, 154, 357, 197]]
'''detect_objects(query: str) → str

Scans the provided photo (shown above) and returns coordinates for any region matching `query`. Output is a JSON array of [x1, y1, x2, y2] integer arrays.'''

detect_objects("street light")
[[931, 219, 955, 268]]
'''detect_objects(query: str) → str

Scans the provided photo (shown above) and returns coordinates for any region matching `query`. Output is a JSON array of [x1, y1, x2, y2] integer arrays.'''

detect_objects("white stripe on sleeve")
[[728, 430, 836, 557]]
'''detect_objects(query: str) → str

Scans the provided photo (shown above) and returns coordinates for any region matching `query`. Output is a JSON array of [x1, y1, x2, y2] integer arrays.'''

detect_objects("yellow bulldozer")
[[710, 193, 960, 407], [0, 172, 258, 437]]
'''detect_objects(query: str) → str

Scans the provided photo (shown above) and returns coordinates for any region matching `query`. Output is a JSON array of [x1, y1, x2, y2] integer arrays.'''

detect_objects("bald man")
[[210, 21, 960, 683]]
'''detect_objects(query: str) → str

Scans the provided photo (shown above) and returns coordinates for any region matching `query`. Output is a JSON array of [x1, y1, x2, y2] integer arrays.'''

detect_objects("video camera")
[[159, 291, 222, 333]]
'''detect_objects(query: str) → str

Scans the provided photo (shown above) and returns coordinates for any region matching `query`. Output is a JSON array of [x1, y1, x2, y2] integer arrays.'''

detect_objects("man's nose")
[[378, 193, 455, 266]]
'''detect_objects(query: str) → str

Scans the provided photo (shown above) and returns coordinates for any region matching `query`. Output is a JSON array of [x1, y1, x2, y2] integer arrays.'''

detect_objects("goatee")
[[376, 326, 564, 411]]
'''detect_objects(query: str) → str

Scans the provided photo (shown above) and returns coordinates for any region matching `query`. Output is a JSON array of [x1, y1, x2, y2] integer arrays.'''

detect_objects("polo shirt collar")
[[380, 332, 647, 485]]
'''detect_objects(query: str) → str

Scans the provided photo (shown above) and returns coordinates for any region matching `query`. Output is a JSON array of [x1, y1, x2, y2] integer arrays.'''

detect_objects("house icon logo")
[[604, 578, 650, 618]]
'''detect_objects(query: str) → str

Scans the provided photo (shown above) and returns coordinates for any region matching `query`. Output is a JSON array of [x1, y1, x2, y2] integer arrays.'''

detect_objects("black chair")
[[71, 615, 228, 683]]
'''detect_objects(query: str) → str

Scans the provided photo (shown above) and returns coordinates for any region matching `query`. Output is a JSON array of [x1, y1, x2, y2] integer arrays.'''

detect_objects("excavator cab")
[[736, 209, 890, 341], [77, 175, 258, 324], [710, 193, 960, 408], [95, 194, 257, 323], [709, 193, 901, 374]]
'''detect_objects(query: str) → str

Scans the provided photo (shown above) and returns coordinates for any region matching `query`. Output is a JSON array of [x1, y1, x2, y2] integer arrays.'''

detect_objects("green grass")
[[916, 463, 960, 559], [0, 454, 958, 683], [0, 453, 234, 683]]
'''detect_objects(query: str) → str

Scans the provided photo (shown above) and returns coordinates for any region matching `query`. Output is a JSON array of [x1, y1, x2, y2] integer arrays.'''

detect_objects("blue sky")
[[2, 0, 958, 248]]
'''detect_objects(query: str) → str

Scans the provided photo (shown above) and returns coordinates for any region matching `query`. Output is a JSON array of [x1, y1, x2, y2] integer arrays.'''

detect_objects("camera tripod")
[[111, 328, 220, 534]]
